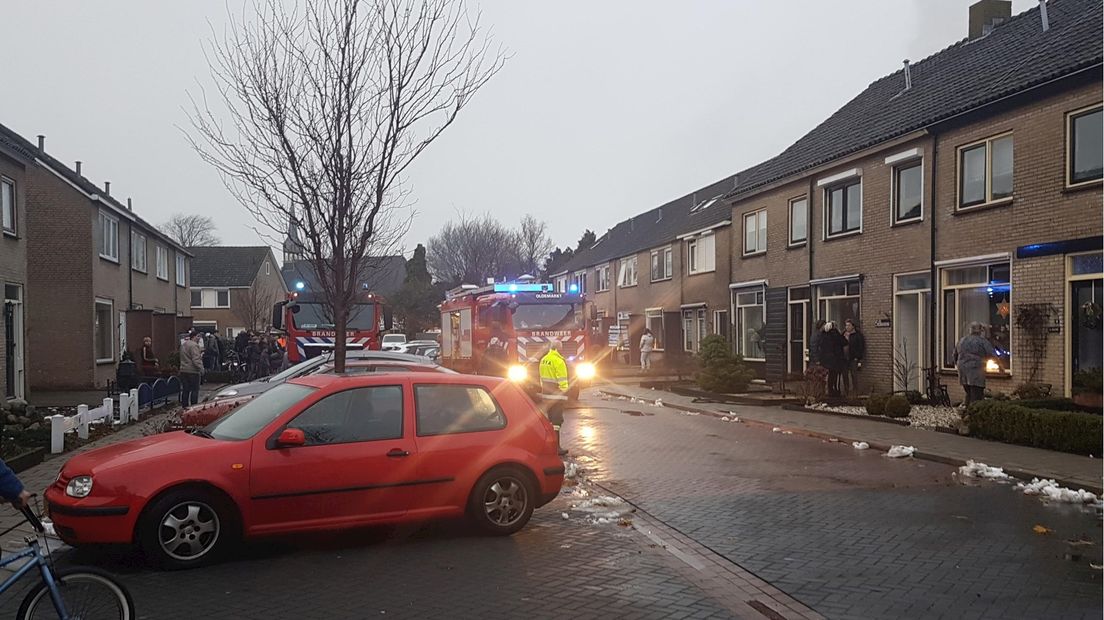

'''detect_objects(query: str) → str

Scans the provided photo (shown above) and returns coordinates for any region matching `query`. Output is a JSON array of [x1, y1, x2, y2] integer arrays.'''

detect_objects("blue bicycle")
[[0, 502, 134, 619]]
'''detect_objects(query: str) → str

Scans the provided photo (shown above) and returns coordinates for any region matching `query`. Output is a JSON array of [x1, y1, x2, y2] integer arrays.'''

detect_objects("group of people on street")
[[235, 330, 287, 381], [809, 318, 866, 398]]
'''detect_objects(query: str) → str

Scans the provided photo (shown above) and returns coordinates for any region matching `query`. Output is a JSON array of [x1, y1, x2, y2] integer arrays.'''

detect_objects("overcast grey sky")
[[0, 0, 1035, 260]]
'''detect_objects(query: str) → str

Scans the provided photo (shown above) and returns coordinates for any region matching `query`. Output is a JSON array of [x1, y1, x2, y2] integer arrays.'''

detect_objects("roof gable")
[[189, 246, 273, 288]]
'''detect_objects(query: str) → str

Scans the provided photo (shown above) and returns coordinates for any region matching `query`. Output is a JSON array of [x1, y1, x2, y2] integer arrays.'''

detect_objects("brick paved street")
[[567, 390, 1103, 619]]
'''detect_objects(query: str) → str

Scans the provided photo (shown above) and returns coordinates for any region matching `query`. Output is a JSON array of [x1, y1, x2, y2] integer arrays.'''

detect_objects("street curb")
[[598, 389, 1104, 495]]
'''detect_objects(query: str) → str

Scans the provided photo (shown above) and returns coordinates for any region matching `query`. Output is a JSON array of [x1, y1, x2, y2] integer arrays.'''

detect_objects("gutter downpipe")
[[808, 176, 815, 298], [928, 135, 938, 378]]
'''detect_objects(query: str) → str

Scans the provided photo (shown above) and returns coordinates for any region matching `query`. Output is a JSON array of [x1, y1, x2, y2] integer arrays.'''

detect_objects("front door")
[[248, 384, 416, 533], [788, 288, 809, 374], [1071, 279, 1103, 381], [4, 284, 24, 400]]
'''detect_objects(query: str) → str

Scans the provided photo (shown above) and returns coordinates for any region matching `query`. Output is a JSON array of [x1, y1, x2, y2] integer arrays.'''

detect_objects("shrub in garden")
[[1012, 382, 1051, 400], [904, 390, 924, 405], [1014, 398, 1101, 414], [865, 393, 889, 416], [884, 394, 911, 418], [966, 401, 1103, 455], [696, 335, 754, 394]]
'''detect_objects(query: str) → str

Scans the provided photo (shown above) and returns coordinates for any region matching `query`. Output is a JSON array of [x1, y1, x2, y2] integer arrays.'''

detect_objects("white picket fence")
[[48, 388, 140, 454]]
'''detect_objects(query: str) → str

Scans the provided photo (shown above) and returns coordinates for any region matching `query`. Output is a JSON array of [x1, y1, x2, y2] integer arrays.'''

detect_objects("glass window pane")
[[817, 282, 845, 297], [991, 135, 1013, 199], [1072, 108, 1103, 184], [217, 291, 230, 307], [190, 291, 201, 307], [943, 290, 957, 367], [960, 145, 986, 205], [736, 291, 756, 306], [790, 199, 807, 242], [1, 180, 13, 232], [789, 287, 809, 301], [758, 212, 767, 250], [1071, 252, 1104, 276], [846, 281, 860, 296], [988, 263, 1010, 284], [828, 188, 844, 234], [895, 162, 923, 221], [846, 182, 862, 231], [293, 386, 404, 445], [415, 385, 505, 436], [944, 266, 987, 286], [740, 305, 765, 359], [896, 273, 930, 291], [744, 213, 757, 252]]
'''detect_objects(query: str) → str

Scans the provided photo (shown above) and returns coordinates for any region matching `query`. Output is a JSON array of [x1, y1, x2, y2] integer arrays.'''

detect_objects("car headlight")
[[575, 362, 596, 381], [66, 476, 93, 498], [507, 364, 528, 382], [217, 389, 238, 398]]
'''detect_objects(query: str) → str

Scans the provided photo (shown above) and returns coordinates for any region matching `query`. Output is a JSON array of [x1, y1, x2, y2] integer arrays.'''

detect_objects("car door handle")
[[387, 449, 410, 458]]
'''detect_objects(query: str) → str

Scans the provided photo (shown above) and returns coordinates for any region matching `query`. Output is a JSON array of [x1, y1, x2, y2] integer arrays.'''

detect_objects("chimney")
[[969, 0, 1012, 40], [902, 59, 912, 90], [36, 135, 45, 151], [104, 181, 111, 196], [127, 198, 133, 211], [75, 161, 82, 176], [1038, 0, 1049, 32]]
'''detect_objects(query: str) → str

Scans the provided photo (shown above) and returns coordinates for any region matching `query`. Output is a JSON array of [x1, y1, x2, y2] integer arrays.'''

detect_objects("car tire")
[[468, 467, 536, 536], [139, 488, 235, 570]]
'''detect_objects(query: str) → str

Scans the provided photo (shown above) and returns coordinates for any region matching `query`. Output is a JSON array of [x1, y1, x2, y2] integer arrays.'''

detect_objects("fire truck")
[[271, 291, 390, 363], [438, 281, 595, 398]]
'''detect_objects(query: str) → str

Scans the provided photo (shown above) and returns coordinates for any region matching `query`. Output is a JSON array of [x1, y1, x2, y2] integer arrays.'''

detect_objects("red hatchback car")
[[45, 373, 565, 569]]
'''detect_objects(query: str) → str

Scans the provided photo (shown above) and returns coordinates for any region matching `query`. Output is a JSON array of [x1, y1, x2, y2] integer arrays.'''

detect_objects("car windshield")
[[512, 303, 580, 331], [292, 302, 377, 330], [206, 383, 316, 440]]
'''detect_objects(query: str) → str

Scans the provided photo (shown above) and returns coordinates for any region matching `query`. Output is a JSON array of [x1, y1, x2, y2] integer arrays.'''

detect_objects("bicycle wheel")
[[18, 567, 135, 620]]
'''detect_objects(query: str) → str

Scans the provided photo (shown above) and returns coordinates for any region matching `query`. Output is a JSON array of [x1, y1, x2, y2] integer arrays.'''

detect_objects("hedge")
[[1014, 398, 1102, 415], [884, 394, 911, 418], [966, 401, 1104, 456]]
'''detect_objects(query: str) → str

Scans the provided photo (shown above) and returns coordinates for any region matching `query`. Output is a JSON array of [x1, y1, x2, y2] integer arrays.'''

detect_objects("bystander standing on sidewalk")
[[639, 329, 655, 372], [843, 319, 866, 396], [821, 322, 848, 397], [179, 332, 203, 407], [954, 322, 996, 406]]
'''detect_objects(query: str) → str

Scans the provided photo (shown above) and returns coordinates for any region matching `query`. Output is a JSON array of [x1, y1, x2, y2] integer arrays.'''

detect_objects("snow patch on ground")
[[808, 402, 962, 430], [680, 411, 700, 416], [852, 441, 869, 450], [1017, 478, 1100, 504], [958, 460, 1011, 480], [564, 461, 578, 480], [772, 427, 782, 433], [885, 445, 916, 458]]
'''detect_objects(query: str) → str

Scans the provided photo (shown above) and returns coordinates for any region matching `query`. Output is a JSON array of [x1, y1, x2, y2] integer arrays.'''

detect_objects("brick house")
[[189, 246, 288, 338], [0, 126, 194, 390], [0, 127, 33, 400]]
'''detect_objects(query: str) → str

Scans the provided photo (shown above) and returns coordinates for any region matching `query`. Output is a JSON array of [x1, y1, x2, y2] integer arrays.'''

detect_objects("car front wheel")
[[139, 489, 233, 570], [469, 467, 536, 536]]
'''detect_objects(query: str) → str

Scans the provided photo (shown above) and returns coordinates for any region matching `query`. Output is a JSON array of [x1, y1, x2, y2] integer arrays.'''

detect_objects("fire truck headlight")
[[507, 365, 528, 383], [575, 362, 596, 381]]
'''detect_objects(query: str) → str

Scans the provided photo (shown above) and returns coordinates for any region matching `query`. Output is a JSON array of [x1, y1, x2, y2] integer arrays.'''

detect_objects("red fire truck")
[[438, 281, 595, 397], [271, 291, 390, 363]]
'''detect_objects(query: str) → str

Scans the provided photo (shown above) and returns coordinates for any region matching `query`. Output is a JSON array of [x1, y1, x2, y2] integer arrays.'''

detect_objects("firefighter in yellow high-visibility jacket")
[[539, 340, 569, 456]]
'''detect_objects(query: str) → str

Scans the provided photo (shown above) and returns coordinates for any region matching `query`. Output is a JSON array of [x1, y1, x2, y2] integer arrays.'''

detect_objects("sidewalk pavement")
[[600, 383, 1103, 494]]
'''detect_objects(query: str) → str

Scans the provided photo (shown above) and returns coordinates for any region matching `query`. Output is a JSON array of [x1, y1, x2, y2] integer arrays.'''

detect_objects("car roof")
[[290, 372, 501, 389], [328, 350, 429, 363], [316, 359, 440, 370]]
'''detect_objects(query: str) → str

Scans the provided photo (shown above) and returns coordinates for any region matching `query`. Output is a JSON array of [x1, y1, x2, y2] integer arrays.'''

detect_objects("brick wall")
[[0, 151, 29, 399]]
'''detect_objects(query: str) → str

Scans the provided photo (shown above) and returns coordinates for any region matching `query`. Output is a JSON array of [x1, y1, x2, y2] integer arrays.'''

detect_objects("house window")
[[650, 247, 672, 281], [941, 262, 1011, 373], [733, 288, 765, 361], [264, 261, 271, 276], [1068, 105, 1103, 186], [130, 232, 148, 272], [714, 310, 730, 348], [644, 309, 665, 351], [1, 177, 15, 235], [824, 178, 861, 237], [572, 271, 587, 294], [99, 211, 119, 261], [190, 290, 202, 308], [156, 246, 169, 280], [554, 275, 567, 292], [958, 133, 1013, 208], [618, 256, 637, 288], [217, 290, 230, 308], [687, 234, 716, 274], [892, 160, 923, 223], [596, 265, 610, 292], [816, 280, 860, 326], [743, 210, 767, 255], [682, 308, 707, 353], [94, 299, 114, 363], [789, 197, 807, 245], [175, 253, 186, 286]]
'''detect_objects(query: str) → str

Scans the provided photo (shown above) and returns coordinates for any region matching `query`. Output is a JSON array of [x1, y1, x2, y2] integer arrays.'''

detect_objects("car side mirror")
[[276, 428, 306, 448]]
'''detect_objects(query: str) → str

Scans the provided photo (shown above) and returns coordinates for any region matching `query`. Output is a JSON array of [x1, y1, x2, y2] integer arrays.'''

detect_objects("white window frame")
[[890, 156, 924, 225], [743, 210, 767, 256], [175, 253, 186, 287], [682, 307, 707, 353], [572, 271, 587, 294], [554, 275, 567, 292], [190, 289, 202, 308], [1066, 104, 1103, 188], [650, 246, 672, 282], [216, 289, 231, 308], [596, 265, 610, 292], [956, 132, 1014, 210], [938, 260, 1012, 374], [822, 177, 862, 239], [156, 246, 169, 280], [1, 176, 15, 236], [193, 320, 218, 334], [644, 308, 665, 352], [788, 196, 807, 246], [130, 231, 148, 272], [94, 298, 114, 364], [99, 211, 119, 262], [733, 287, 766, 361], [618, 256, 637, 288], [264, 261, 271, 276], [686, 234, 716, 275]]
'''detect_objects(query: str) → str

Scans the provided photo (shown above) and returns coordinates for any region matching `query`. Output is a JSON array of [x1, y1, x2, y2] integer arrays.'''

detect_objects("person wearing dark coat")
[[246, 337, 264, 380], [843, 319, 866, 396], [809, 319, 827, 367], [820, 321, 848, 397]]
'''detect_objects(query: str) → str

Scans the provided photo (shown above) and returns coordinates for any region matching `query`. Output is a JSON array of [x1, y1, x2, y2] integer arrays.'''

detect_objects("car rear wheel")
[[468, 467, 536, 536], [139, 489, 233, 570]]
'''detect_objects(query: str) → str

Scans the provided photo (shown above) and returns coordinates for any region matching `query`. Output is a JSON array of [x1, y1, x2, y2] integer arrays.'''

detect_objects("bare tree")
[[516, 214, 552, 277], [234, 284, 279, 331], [188, 0, 503, 371], [161, 213, 220, 247], [426, 212, 522, 286]]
